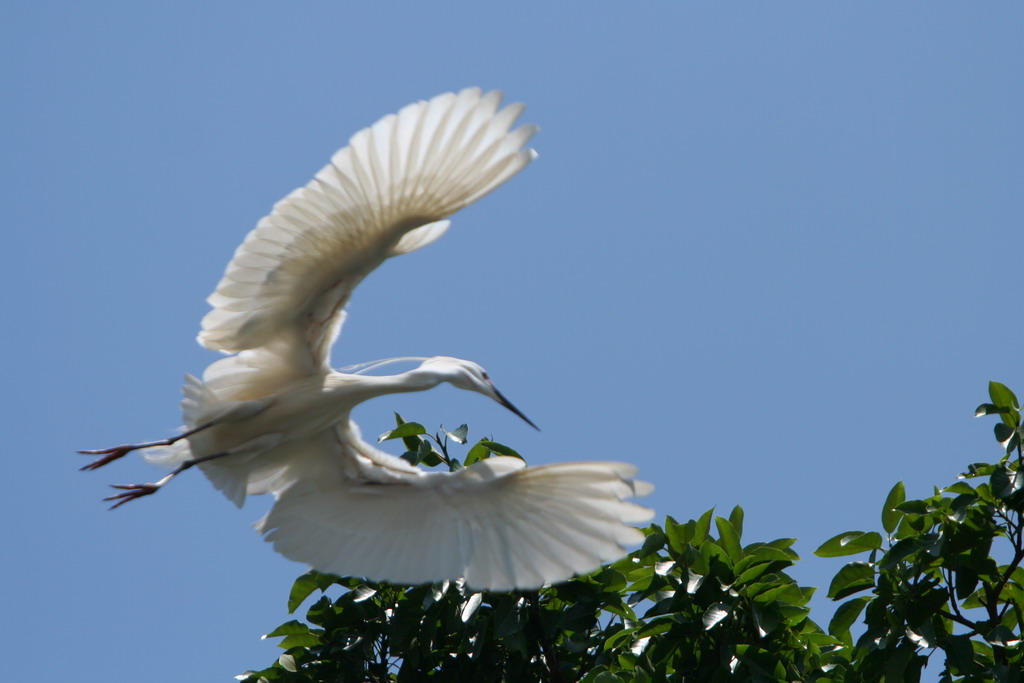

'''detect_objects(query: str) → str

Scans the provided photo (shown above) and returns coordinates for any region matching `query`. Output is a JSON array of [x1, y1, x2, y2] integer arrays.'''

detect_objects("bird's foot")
[[78, 445, 137, 471], [104, 483, 161, 510]]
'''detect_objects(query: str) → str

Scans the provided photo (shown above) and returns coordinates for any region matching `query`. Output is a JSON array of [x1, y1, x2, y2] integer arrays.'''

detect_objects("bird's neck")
[[324, 367, 443, 407]]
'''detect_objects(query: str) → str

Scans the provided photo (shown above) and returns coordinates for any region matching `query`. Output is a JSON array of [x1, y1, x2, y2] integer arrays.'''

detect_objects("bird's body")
[[83, 88, 653, 590]]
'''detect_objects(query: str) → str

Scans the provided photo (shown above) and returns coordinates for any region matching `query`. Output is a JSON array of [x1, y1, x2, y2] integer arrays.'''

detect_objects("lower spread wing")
[[257, 455, 654, 591], [198, 88, 538, 378]]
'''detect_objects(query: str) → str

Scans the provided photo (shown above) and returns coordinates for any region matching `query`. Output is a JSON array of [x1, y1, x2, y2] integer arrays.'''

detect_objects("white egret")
[[81, 88, 653, 591]]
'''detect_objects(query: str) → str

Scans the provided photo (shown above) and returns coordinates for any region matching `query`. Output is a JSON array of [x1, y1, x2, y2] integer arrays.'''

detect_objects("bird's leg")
[[78, 421, 216, 471], [103, 449, 233, 510]]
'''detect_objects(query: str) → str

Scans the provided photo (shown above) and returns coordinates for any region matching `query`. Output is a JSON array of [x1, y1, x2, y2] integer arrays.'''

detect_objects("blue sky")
[[5, 2, 1022, 680]]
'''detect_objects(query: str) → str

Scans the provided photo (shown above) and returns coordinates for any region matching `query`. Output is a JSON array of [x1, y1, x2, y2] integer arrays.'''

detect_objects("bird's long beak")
[[489, 382, 540, 431]]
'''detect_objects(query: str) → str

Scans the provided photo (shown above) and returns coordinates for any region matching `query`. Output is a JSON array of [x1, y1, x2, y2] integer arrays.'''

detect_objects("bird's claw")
[[104, 483, 160, 510], [78, 446, 134, 471]]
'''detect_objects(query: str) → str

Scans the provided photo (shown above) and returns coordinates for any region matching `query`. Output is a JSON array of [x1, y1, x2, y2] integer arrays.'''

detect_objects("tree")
[[239, 383, 1024, 682]]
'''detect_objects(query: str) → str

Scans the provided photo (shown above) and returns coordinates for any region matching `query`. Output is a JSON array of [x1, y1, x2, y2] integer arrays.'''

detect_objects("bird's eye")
[[482, 372, 490, 380]]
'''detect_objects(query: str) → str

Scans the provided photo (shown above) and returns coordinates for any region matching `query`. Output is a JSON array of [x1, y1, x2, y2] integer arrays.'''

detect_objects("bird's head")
[[419, 356, 539, 430]]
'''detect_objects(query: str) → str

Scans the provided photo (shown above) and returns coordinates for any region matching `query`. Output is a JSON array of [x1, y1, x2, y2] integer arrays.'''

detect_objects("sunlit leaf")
[[277, 654, 296, 673], [352, 584, 377, 603], [986, 625, 1021, 647], [443, 424, 469, 444], [460, 593, 483, 622], [702, 603, 731, 630], [686, 569, 705, 594]]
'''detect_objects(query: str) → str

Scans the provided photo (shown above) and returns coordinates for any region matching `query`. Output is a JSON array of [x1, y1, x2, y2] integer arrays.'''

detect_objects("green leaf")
[[943, 634, 976, 674], [944, 481, 975, 495], [465, 442, 491, 466], [420, 448, 443, 467], [882, 481, 906, 534], [734, 550, 794, 585], [815, 531, 882, 557], [278, 633, 322, 649], [263, 620, 311, 639], [828, 596, 870, 637], [994, 423, 1016, 449], [826, 562, 874, 600], [640, 531, 666, 558], [479, 440, 524, 460], [492, 597, 525, 638], [594, 567, 628, 592], [985, 624, 1019, 647], [976, 403, 1009, 417], [728, 505, 744, 537], [989, 381, 1019, 410], [664, 515, 689, 553], [714, 517, 742, 563], [991, 466, 1012, 498], [693, 508, 714, 545], [880, 537, 923, 570], [378, 422, 426, 442], [895, 499, 930, 514], [287, 571, 336, 613]]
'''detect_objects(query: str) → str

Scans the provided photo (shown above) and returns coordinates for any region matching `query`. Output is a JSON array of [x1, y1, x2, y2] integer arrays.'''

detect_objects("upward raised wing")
[[198, 88, 537, 381]]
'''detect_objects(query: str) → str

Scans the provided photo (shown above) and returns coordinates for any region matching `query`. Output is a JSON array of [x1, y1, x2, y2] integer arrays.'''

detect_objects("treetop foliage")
[[240, 383, 1024, 682]]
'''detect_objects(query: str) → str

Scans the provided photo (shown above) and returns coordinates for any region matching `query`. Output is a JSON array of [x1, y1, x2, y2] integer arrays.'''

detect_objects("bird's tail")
[[256, 457, 654, 591]]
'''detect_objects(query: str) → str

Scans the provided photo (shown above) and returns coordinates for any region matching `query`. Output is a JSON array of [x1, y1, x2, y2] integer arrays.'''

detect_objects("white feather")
[[257, 456, 652, 591], [197, 87, 537, 376]]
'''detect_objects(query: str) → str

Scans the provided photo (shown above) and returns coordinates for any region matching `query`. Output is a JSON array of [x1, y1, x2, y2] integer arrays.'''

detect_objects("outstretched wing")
[[198, 88, 537, 380], [257, 456, 654, 591]]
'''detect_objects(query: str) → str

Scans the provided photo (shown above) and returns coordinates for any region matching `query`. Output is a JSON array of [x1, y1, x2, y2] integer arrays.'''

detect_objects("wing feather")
[[257, 455, 654, 591], [198, 88, 537, 381]]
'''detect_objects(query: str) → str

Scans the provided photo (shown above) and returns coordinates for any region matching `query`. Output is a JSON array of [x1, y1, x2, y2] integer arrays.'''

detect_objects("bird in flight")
[[81, 88, 653, 591]]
